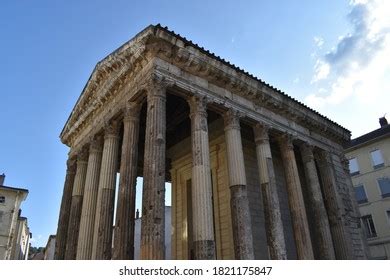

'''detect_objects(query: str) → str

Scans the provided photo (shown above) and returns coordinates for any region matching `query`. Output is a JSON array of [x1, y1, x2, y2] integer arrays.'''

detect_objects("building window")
[[370, 149, 384, 169], [349, 158, 359, 176], [387, 210, 390, 225], [0, 196, 5, 203], [354, 185, 368, 204], [378, 177, 390, 198], [361, 215, 377, 238]]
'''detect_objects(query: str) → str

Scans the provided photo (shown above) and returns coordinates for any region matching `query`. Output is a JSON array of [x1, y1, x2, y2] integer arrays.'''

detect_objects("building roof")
[[0, 185, 29, 193], [153, 24, 348, 132], [346, 124, 390, 150], [61, 24, 350, 147]]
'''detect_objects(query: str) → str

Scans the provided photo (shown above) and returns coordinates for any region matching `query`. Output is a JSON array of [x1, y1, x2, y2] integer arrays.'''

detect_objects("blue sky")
[[1, 0, 389, 247]]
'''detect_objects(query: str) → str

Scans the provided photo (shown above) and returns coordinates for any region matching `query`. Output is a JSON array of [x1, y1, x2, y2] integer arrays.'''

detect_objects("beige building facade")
[[55, 24, 367, 260], [346, 117, 390, 259], [0, 174, 30, 260]]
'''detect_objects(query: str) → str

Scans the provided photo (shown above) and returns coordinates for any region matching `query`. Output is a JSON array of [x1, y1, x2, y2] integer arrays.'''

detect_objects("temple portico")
[[55, 25, 368, 260]]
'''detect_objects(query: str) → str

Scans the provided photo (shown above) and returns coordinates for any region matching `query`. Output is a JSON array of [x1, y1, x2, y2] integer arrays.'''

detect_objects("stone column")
[[113, 102, 141, 260], [223, 109, 254, 260], [76, 137, 103, 259], [92, 121, 120, 260], [278, 135, 314, 259], [64, 150, 88, 259], [253, 124, 287, 260], [54, 157, 76, 260], [340, 154, 369, 259], [140, 78, 167, 260], [316, 150, 352, 259], [300, 143, 335, 259], [188, 95, 215, 260]]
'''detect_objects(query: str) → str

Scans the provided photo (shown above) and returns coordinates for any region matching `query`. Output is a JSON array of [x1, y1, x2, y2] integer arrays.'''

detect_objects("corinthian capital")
[[299, 142, 315, 163], [223, 108, 242, 131], [144, 73, 173, 100], [253, 123, 270, 145], [104, 120, 120, 138], [77, 147, 89, 163], [188, 95, 209, 118], [123, 101, 142, 122], [277, 133, 296, 151], [89, 135, 103, 153]]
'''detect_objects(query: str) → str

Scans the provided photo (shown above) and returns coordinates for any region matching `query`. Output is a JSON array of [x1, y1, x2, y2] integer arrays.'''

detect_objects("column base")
[[193, 240, 215, 260]]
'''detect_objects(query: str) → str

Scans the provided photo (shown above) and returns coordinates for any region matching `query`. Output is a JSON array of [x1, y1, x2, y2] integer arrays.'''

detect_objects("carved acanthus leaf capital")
[[123, 101, 142, 122], [339, 153, 350, 172], [188, 95, 209, 118], [277, 133, 296, 151], [89, 135, 103, 153], [300, 142, 315, 163], [253, 123, 271, 145], [315, 149, 332, 167], [223, 108, 242, 131], [104, 120, 120, 138], [77, 147, 89, 164], [144, 73, 173, 100]]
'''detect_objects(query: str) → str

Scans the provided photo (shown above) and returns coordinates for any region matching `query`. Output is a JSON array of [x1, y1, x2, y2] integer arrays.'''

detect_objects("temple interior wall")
[[168, 118, 302, 259]]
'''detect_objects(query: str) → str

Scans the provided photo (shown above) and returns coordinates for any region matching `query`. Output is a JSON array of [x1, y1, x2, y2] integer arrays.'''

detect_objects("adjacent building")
[[0, 174, 30, 260], [55, 24, 367, 260], [134, 206, 171, 259], [44, 235, 56, 260], [346, 117, 390, 259]]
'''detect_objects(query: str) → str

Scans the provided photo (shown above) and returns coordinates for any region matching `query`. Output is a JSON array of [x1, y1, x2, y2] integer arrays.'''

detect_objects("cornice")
[[148, 27, 349, 144], [60, 25, 155, 146], [61, 24, 351, 149]]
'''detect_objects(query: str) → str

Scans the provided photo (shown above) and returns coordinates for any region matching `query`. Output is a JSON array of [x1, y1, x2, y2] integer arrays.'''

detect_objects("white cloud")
[[311, 59, 330, 83], [293, 77, 300, 84], [314, 36, 324, 48], [306, 0, 390, 109]]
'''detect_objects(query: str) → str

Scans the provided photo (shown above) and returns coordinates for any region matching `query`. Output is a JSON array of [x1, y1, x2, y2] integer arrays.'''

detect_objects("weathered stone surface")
[[64, 151, 88, 260], [140, 79, 167, 260], [339, 154, 369, 259], [92, 122, 120, 260], [223, 109, 254, 260], [278, 135, 314, 259], [193, 240, 215, 260], [54, 158, 76, 260], [300, 143, 335, 259], [113, 102, 141, 260], [253, 124, 287, 260], [57, 26, 365, 260], [188, 95, 216, 260], [316, 150, 353, 259], [76, 137, 103, 259]]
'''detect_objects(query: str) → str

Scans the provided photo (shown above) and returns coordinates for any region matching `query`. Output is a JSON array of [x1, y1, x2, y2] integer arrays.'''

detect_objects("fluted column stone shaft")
[[188, 96, 216, 260], [140, 81, 167, 260], [64, 151, 88, 259], [113, 102, 141, 260], [92, 122, 120, 260], [340, 154, 369, 258], [76, 138, 103, 259], [278, 135, 314, 259], [54, 158, 76, 260], [223, 109, 254, 260], [253, 124, 287, 259], [316, 150, 352, 259], [300, 144, 335, 259]]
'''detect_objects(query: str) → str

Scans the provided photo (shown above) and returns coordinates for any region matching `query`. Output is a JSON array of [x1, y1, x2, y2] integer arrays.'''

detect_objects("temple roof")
[[61, 24, 350, 147]]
